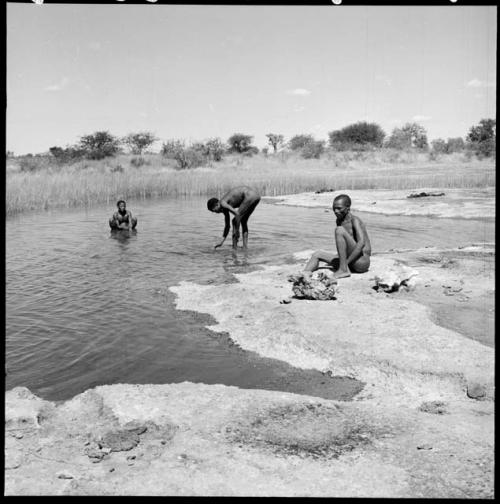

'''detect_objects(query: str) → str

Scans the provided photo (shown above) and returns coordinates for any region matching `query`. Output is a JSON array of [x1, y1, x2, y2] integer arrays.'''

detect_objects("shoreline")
[[5, 190, 495, 496]]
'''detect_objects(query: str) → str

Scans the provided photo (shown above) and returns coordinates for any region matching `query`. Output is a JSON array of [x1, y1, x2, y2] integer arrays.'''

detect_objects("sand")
[[5, 190, 495, 497]]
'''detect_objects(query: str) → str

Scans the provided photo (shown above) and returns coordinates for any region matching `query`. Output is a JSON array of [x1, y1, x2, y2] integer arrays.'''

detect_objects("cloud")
[[466, 78, 495, 88], [412, 115, 432, 122], [286, 88, 311, 96], [44, 77, 69, 92], [293, 105, 306, 113]]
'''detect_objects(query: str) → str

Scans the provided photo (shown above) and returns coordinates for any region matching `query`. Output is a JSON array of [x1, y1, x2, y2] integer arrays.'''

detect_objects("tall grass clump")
[[6, 151, 495, 216]]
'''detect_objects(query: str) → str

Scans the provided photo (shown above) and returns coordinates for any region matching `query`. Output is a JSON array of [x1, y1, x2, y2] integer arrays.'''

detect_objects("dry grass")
[[6, 151, 495, 216]]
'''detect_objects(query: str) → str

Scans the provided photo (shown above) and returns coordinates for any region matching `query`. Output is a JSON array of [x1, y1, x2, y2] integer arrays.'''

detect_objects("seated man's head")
[[332, 194, 351, 220], [116, 200, 126, 213], [207, 197, 221, 213]]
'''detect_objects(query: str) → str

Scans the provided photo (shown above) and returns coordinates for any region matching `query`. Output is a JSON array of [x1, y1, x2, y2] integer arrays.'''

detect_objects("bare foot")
[[334, 270, 351, 279]]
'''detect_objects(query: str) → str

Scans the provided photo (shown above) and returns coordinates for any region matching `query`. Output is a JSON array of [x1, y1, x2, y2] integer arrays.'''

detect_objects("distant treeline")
[[7, 118, 495, 171]]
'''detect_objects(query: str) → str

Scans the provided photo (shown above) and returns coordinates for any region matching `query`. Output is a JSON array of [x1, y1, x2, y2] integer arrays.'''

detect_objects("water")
[[6, 196, 494, 401]]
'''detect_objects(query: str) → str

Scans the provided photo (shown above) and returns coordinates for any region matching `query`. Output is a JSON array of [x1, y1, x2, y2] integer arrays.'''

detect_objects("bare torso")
[[339, 214, 372, 255], [220, 186, 259, 208], [113, 210, 131, 223]]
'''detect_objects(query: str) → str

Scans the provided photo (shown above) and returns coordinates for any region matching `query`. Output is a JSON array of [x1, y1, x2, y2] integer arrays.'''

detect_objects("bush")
[[49, 145, 86, 164], [386, 123, 428, 150], [204, 138, 225, 161], [227, 133, 255, 154], [161, 140, 206, 169], [79, 131, 121, 160], [300, 140, 325, 159], [430, 138, 447, 155], [329, 122, 385, 150], [466, 119, 496, 158], [446, 137, 465, 153], [18, 155, 52, 172], [288, 134, 315, 151], [122, 132, 158, 155], [130, 156, 149, 168], [242, 146, 259, 157]]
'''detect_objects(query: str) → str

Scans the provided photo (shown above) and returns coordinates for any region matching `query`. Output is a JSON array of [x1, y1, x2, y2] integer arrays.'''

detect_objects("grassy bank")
[[6, 151, 495, 216]]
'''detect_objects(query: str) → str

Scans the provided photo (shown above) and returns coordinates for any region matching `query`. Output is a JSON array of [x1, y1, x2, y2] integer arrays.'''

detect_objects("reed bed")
[[6, 153, 495, 216]]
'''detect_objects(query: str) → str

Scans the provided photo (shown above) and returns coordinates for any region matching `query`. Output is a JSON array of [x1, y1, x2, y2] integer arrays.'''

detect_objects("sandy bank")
[[5, 244, 494, 496], [265, 187, 495, 220]]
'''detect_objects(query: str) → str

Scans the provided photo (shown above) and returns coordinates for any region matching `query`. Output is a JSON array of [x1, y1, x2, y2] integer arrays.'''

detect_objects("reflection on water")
[[6, 196, 495, 401], [109, 228, 138, 244]]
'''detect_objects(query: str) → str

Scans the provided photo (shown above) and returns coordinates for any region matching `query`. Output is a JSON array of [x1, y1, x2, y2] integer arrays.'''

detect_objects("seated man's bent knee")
[[350, 255, 370, 273]]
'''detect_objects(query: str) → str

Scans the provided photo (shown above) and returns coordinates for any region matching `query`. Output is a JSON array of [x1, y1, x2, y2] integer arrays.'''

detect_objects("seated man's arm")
[[126, 210, 133, 230], [346, 218, 365, 264]]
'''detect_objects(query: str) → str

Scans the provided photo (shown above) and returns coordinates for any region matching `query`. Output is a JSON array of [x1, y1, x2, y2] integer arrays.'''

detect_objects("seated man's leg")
[[334, 227, 360, 278], [304, 250, 337, 277]]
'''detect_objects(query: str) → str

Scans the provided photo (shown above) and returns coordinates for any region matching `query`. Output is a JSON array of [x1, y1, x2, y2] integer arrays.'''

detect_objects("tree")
[[79, 131, 121, 160], [430, 138, 447, 154], [288, 134, 314, 151], [266, 133, 285, 153], [161, 139, 205, 169], [386, 123, 428, 150], [329, 122, 385, 150], [227, 133, 255, 154], [204, 138, 225, 161], [466, 119, 496, 157], [122, 131, 158, 155], [446, 137, 465, 153]]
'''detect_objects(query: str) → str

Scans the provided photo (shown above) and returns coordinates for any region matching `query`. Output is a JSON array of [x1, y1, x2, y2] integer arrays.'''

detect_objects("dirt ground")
[[5, 240, 494, 496]]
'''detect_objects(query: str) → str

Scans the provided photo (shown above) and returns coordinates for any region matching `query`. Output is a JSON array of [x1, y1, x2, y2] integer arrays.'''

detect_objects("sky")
[[6, 3, 497, 155]]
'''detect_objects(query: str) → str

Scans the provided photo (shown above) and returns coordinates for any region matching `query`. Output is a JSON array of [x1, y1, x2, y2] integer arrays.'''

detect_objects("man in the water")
[[207, 186, 261, 249], [304, 194, 371, 279], [109, 200, 137, 231]]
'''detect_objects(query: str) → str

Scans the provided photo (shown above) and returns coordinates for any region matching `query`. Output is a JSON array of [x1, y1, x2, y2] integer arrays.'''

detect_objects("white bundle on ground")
[[372, 265, 419, 293]]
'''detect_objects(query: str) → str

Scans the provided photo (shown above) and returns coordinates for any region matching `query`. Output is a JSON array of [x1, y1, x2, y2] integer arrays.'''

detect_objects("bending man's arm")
[[219, 199, 239, 217], [215, 211, 231, 249]]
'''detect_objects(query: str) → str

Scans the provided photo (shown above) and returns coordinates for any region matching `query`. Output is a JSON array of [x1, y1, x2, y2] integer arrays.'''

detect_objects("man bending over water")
[[304, 194, 371, 279], [207, 186, 261, 249], [109, 200, 137, 231]]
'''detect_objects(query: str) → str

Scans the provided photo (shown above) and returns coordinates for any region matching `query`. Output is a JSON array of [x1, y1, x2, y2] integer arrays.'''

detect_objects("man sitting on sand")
[[109, 200, 137, 231], [207, 186, 261, 249], [304, 194, 371, 279]]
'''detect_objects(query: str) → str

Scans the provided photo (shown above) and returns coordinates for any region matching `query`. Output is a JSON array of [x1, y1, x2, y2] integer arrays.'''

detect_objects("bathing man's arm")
[[214, 211, 231, 249]]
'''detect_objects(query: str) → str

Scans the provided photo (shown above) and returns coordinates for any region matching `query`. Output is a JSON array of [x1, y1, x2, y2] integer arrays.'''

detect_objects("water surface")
[[6, 196, 494, 400]]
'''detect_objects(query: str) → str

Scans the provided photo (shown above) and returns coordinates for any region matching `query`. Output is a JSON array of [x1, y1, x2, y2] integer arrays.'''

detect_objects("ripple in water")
[[6, 196, 494, 401]]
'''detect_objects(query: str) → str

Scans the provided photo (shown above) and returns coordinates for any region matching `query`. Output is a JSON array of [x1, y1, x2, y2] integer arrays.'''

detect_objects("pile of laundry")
[[287, 271, 338, 300]]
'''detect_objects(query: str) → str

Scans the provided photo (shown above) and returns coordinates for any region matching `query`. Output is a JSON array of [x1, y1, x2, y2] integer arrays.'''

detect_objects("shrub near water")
[[6, 151, 495, 216]]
